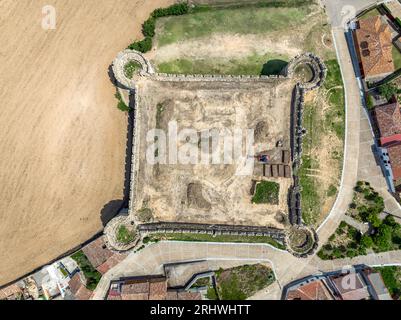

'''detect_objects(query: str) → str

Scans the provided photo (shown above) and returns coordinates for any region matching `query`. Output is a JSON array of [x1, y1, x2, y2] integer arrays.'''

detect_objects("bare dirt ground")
[[134, 79, 294, 228], [0, 0, 174, 286]]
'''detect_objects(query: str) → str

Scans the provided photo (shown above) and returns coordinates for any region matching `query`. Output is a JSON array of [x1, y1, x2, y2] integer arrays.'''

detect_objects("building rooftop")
[[329, 273, 371, 300], [82, 237, 114, 270], [68, 273, 92, 300], [286, 279, 334, 300], [375, 102, 401, 141], [386, 142, 401, 180], [355, 16, 394, 79]]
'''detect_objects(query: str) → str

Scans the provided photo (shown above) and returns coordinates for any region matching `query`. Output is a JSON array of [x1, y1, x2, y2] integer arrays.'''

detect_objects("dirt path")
[[0, 0, 174, 286]]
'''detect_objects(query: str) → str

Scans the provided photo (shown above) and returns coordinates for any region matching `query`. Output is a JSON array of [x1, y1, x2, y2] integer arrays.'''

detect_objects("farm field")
[[0, 0, 174, 286]]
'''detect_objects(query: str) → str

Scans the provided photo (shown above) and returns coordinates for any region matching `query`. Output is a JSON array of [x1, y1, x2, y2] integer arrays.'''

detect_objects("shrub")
[[128, 37, 152, 53], [375, 224, 393, 251], [366, 94, 374, 110], [379, 83, 398, 101], [367, 213, 382, 228], [360, 235, 374, 248], [151, 3, 189, 18], [142, 17, 156, 37]]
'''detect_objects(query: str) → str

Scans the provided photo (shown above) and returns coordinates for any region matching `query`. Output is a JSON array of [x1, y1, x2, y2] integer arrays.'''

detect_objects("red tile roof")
[[286, 280, 333, 300], [375, 102, 401, 140], [68, 274, 92, 300], [355, 16, 394, 78], [82, 237, 113, 269], [386, 142, 401, 180]]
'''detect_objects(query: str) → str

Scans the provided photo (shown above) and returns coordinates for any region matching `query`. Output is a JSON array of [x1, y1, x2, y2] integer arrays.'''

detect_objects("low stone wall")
[[139, 222, 285, 241]]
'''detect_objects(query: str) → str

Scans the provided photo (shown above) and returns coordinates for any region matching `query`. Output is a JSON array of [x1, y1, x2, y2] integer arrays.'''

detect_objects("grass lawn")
[[124, 60, 142, 79], [299, 59, 345, 226], [359, 8, 381, 19], [70, 250, 102, 291], [116, 225, 136, 244], [156, 6, 311, 47], [374, 266, 401, 299], [252, 181, 280, 204], [143, 232, 286, 250], [392, 46, 401, 71], [156, 53, 289, 75], [209, 264, 275, 300]]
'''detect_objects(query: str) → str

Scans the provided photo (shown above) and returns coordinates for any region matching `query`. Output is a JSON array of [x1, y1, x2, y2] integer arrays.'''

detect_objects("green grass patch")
[[70, 250, 102, 291], [359, 8, 381, 19], [252, 181, 280, 204], [374, 266, 401, 299], [116, 225, 136, 245], [115, 91, 130, 112], [156, 6, 311, 47], [157, 54, 289, 76], [143, 232, 286, 250], [214, 264, 275, 300], [393, 46, 401, 71], [327, 184, 337, 197], [124, 60, 142, 79]]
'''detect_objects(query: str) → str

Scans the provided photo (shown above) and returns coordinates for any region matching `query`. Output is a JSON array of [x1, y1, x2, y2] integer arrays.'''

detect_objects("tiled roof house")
[[354, 16, 394, 81], [374, 102, 401, 183]]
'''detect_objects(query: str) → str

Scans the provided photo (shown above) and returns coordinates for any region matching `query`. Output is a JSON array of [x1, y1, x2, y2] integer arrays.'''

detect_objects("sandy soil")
[[0, 0, 174, 286], [134, 79, 293, 228]]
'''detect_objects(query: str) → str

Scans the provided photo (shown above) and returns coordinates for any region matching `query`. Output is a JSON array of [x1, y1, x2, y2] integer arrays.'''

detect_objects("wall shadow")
[[261, 59, 288, 76]]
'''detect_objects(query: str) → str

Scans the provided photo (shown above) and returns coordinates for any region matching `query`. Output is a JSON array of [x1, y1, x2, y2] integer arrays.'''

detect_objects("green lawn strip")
[[143, 232, 286, 250], [156, 6, 311, 47], [373, 266, 401, 299], [359, 8, 381, 19], [212, 264, 275, 300], [299, 101, 322, 225], [156, 53, 289, 76], [252, 181, 280, 204], [70, 250, 102, 291], [392, 46, 401, 71]]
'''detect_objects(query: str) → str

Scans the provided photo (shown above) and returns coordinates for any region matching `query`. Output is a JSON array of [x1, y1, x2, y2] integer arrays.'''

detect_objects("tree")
[[367, 213, 382, 228], [378, 83, 398, 101], [360, 235, 374, 248], [374, 224, 393, 251]]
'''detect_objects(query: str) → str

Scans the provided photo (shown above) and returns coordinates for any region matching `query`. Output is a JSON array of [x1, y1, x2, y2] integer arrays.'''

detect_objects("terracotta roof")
[[68, 274, 92, 300], [96, 252, 128, 274], [0, 284, 22, 300], [82, 237, 113, 269], [286, 280, 333, 300], [386, 142, 401, 180], [375, 102, 401, 139], [355, 16, 394, 78], [149, 279, 168, 300], [330, 274, 371, 300]]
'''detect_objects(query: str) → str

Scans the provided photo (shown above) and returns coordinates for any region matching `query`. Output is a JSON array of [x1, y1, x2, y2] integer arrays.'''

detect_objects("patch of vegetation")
[[128, 3, 189, 53], [252, 181, 280, 204], [359, 7, 381, 19], [299, 60, 345, 226], [156, 5, 311, 47], [374, 266, 401, 299], [378, 83, 398, 101], [347, 181, 384, 223], [116, 225, 136, 245], [393, 46, 401, 71], [213, 264, 275, 300], [318, 182, 401, 260], [137, 207, 153, 223], [123, 60, 142, 79], [143, 232, 286, 250], [327, 184, 337, 197], [70, 250, 102, 291], [115, 91, 130, 112], [156, 54, 289, 76]]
